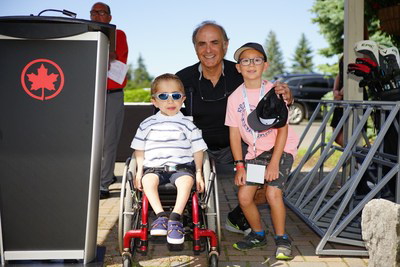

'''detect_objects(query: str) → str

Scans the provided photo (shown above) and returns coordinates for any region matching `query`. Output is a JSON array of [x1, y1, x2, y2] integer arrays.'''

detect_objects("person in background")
[[330, 56, 344, 147], [176, 21, 293, 235], [90, 2, 129, 199], [331, 26, 369, 147]]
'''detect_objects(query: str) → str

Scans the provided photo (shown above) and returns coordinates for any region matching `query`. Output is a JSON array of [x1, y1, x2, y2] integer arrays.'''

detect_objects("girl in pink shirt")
[[225, 42, 299, 260]]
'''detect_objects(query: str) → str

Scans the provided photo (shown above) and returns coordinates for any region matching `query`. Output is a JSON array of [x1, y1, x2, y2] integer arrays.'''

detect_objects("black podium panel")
[[0, 40, 97, 250]]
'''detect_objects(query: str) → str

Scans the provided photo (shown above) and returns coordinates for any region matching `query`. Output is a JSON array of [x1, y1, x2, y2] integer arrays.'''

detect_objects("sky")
[[1, 0, 338, 77]]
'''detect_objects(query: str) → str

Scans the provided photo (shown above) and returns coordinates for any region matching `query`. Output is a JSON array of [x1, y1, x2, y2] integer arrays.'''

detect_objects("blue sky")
[[1, 0, 338, 77]]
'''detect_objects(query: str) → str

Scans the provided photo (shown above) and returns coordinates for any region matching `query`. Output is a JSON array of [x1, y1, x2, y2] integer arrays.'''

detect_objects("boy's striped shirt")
[[131, 111, 207, 168]]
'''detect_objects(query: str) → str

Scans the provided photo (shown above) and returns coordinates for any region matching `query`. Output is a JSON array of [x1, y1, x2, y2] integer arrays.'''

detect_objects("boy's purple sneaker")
[[167, 220, 185, 244], [150, 216, 168, 236]]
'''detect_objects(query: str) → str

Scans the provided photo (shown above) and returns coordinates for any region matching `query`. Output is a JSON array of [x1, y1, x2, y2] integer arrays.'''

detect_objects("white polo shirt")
[[131, 111, 207, 168]]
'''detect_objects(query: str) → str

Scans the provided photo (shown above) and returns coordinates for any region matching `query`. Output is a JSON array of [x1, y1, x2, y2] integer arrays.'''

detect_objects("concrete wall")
[[116, 103, 154, 162]]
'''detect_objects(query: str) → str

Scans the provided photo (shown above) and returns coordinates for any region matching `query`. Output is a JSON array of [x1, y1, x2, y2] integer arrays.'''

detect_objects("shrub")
[[124, 88, 151, 102]]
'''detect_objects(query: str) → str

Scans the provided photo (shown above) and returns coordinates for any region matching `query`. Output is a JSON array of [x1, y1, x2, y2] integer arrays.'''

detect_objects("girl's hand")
[[265, 162, 279, 182], [234, 166, 247, 186]]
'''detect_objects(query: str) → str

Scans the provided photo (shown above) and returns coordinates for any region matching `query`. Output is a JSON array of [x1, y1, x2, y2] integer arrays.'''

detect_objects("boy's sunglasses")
[[152, 92, 184, 101]]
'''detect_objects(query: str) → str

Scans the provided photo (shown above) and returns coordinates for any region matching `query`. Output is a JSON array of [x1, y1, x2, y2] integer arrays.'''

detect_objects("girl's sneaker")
[[232, 231, 267, 251], [275, 234, 293, 260]]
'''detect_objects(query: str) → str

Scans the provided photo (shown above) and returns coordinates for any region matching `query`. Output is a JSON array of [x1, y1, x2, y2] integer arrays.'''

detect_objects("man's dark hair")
[[191, 20, 229, 45], [92, 2, 111, 15]]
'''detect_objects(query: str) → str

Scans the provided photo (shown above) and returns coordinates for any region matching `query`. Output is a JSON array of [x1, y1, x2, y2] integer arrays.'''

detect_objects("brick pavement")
[[97, 163, 369, 267]]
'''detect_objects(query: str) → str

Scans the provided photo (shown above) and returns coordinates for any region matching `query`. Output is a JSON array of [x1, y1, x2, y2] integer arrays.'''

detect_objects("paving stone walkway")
[[97, 163, 369, 267]]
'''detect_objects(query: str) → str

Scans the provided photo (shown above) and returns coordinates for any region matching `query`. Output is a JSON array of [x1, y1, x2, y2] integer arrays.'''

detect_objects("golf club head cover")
[[354, 40, 380, 66], [348, 63, 371, 78], [356, 58, 378, 68], [379, 46, 400, 66]]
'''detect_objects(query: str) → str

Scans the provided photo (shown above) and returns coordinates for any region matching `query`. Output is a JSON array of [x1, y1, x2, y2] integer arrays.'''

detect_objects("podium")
[[0, 16, 115, 264]]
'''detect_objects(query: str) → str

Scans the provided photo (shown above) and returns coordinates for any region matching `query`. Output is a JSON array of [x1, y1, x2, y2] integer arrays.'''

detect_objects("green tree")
[[291, 33, 314, 73], [128, 54, 153, 89], [263, 31, 285, 80], [126, 63, 133, 81], [310, 0, 344, 58], [318, 62, 340, 77], [311, 0, 396, 59]]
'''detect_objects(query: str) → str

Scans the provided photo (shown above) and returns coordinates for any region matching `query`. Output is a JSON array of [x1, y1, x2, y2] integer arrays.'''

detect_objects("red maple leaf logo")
[[21, 59, 65, 101], [27, 64, 59, 92]]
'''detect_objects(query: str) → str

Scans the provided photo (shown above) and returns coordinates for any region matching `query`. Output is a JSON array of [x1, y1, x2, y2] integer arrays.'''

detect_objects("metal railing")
[[285, 99, 400, 256]]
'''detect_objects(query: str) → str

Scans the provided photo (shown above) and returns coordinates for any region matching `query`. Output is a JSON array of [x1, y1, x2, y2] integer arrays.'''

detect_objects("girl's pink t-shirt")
[[225, 81, 299, 160]]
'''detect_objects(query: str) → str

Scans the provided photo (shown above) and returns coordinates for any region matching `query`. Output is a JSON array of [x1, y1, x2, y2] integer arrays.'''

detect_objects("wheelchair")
[[118, 152, 221, 267]]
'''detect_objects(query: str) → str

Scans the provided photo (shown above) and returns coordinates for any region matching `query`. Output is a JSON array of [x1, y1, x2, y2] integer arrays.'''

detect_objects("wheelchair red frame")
[[118, 152, 220, 267]]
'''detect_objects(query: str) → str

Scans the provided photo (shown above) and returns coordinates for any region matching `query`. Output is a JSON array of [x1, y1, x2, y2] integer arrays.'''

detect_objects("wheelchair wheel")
[[202, 154, 221, 251], [208, 253, 218, 267], [118, 157, 137, 254], [122, 254, 132, 267]]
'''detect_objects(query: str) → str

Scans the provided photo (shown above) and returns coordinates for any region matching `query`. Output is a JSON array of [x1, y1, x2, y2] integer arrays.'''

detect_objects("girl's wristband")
[[234, 165, 245, 171]]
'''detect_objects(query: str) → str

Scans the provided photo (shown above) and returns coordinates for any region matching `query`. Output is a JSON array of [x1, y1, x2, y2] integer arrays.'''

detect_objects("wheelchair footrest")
[[149, 235, 168, 244], [168, 243, 184, 251]]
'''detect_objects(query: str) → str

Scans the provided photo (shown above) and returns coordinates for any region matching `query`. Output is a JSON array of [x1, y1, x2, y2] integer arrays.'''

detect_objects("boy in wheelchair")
[[130, 73, 208, 245]]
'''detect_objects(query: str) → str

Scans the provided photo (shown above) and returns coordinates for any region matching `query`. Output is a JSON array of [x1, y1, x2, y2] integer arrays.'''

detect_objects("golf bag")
[[349, 40, 400, 196]]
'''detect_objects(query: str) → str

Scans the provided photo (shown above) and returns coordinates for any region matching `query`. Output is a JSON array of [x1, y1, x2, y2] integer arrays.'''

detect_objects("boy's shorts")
[[143, 163, 195, 186], [245, 148, 294, 190]]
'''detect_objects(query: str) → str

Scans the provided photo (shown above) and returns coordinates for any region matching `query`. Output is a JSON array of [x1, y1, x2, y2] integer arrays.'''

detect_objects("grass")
[[293, 147, 342, 170]]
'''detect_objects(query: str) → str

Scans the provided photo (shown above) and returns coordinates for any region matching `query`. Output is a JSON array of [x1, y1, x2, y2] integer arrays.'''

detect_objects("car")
[[274, 73, 334, 124]]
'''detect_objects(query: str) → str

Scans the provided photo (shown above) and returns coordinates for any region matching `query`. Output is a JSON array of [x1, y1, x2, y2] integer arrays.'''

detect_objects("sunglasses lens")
[[172, 93, 182, 100], [157, 93, 169, 100], [154, 93, 183, 100]]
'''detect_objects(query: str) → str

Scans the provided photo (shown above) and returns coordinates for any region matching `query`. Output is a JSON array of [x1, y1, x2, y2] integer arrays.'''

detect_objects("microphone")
[[37, 9, 77, 18], [62, 9, 77, 18]]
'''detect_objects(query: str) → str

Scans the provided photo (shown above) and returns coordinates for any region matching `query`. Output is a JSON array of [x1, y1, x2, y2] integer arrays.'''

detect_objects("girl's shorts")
[[245, 148, 294, 190]]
